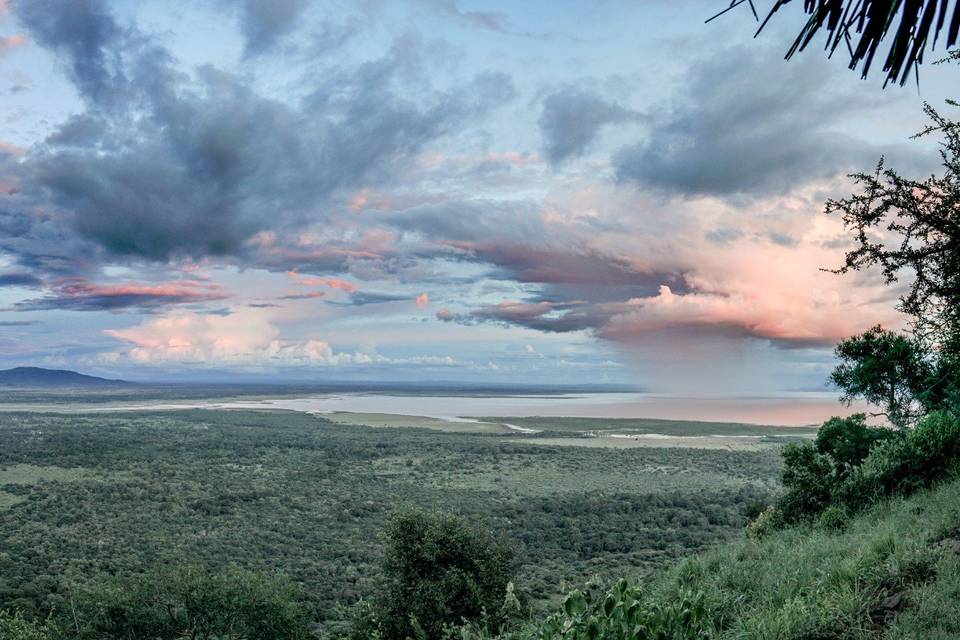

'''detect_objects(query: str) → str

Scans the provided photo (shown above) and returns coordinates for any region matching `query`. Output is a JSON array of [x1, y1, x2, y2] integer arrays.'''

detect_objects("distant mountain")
[[0, 367, 130, 388]]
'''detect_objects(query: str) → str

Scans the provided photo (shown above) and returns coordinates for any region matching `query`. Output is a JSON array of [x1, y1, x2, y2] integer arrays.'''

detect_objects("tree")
[[828, 103, 960, 352], [815, 413, 901, 469], [378, 509, 515, 640], [830, 326, 932, 427], [713, 1, 960, 85]]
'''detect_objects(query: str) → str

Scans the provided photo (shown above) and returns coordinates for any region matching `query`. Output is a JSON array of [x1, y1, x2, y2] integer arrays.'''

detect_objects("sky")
[[0, 0, 955, 387]]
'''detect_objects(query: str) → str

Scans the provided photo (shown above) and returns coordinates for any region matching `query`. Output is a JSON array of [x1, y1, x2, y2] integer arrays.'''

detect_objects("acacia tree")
[[830, 326, 932, 427], [829, 102, 960, 352]]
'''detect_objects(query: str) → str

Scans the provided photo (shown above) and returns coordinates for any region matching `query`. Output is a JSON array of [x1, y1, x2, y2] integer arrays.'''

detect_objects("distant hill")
[[0, 367, 129, 388]]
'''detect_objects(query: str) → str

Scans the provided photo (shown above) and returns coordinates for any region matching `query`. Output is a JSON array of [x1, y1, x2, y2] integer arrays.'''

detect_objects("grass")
[[646, 475, 960, 639]]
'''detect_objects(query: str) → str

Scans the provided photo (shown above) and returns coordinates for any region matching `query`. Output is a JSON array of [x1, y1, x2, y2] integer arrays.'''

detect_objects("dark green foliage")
[[378, 509, 515, 640], [815, 413, 899, 472], [830, 329, 931, 428], [775, 442, 835, 524], [840, 411, 960, 508], [778, 411, 960, 525], [51, 566, 311, 640]]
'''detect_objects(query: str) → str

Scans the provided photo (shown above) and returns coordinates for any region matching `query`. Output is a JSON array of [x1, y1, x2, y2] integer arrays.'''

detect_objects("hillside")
[[527, 476, 960, 640], [0, 367, 128, 388]]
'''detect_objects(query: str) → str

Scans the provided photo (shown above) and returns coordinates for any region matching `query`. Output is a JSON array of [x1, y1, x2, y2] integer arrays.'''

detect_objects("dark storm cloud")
[[10, 0, 515, 266], [239, 0, 308, 55], [0, 272, 42, 287], [613, 48, 887, 197], [539, 88, 639, 164], [437, 300, 606, 334]]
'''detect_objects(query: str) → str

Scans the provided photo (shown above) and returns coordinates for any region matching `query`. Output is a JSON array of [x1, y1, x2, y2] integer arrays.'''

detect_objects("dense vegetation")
[[0, 409, 777, 636]]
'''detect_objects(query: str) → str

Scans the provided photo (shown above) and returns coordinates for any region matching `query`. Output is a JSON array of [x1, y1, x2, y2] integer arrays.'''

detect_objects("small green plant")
[[746, 506, 781, 541], [818, 505, 848, 530], [535, 578, 707, 640]]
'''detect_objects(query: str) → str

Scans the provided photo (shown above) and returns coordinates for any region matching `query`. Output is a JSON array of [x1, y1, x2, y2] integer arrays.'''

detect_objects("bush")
[[378, 509, 516, 640], [908, 411, 960, 479], [818, 505, 848, 530], [837, 412, 960, 512], [815, 414, 899, 474], [51, 566, 312, 640], [0, 613, 48, 640], [745, 506, 782, 541], [535, 578, 707, 640], [775, 442, 835, 524]]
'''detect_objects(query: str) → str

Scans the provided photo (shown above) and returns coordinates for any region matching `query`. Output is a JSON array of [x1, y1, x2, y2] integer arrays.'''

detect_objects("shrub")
[[378, 509, 516, 640], [818, 505, 848, 530], [775, 442, 835, 524], [0, 612, 48, 640], [907, 411, 960, 481], [51, 566, 311, 640], [535, 578, 707, 640], [836, 412, 960, 512], [746, 506, 782, 541], [815, 414, 899, 474]]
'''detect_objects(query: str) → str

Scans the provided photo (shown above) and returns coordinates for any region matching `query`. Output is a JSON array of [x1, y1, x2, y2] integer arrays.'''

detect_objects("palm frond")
[[733, 1, 959, 85]]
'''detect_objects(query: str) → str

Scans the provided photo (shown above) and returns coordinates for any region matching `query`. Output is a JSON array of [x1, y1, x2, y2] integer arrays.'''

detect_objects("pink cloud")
[[287, 272, 358, 293], [415, 292, 429, 307], [104, 310, 372, 367], [0, 141, 24, 156], [0, 34, 26, 53], [14, 279, 227, 311]]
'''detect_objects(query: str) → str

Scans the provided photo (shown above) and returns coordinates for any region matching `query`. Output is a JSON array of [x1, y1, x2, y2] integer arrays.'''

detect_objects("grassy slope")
[[648, 476, 960, 639]]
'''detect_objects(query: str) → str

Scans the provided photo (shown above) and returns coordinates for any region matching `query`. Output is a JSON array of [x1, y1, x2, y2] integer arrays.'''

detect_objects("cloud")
[[291, 275, 358, 293], [415, 292, 429, 307], [0, 272, 42, 287], [340, 291, 412, 306], [0, 34, 26, 54], [539, 87, 639, 164], [613, 47, 887, 197], [104, 309, 374, 367], [13, 279, 227, 311], [238, 0, 307, 55], [10, 0, 515, 266], [417, 0, 508, 32]]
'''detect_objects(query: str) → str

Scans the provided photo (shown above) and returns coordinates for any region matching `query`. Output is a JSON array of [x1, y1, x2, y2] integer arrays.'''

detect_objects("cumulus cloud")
[[104, 309, 371, 366], [539, 87, 639, 164]]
